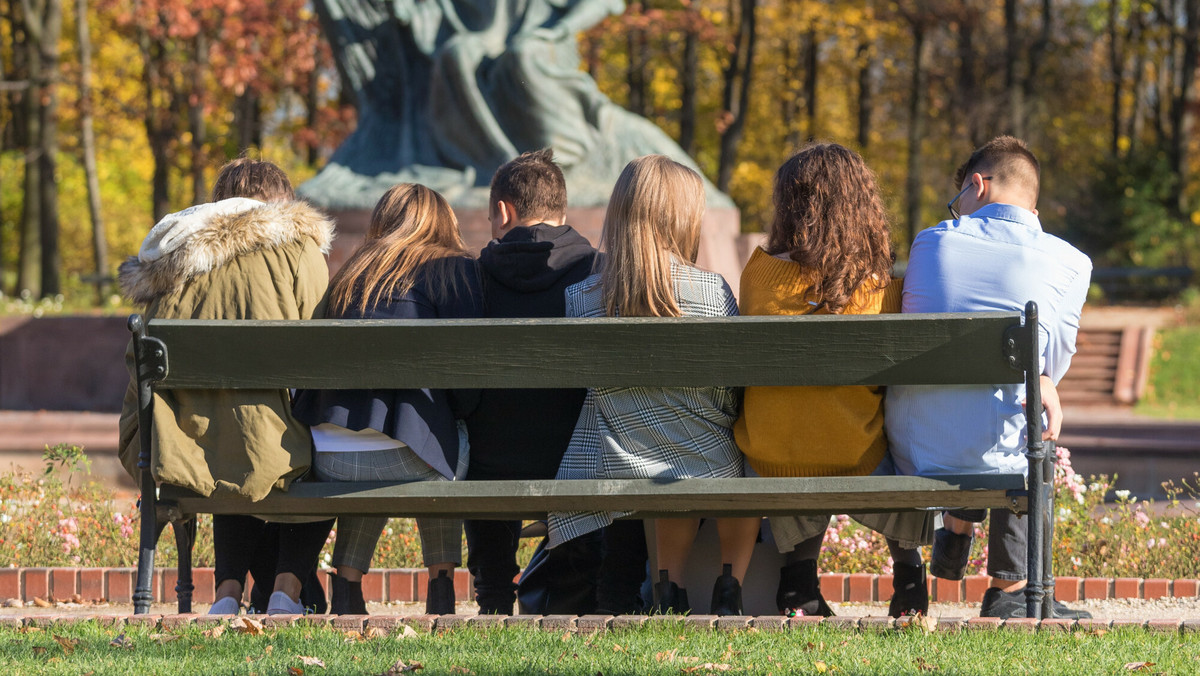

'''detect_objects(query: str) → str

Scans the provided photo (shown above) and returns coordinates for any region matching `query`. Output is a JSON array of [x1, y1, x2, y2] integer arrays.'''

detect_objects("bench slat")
[[146, 312, 1023, 389], [163, 475, 1027, 519]]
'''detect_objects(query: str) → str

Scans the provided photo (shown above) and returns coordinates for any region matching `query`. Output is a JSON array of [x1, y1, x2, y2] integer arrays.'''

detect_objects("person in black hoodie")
[[464, 148, 647, 615]]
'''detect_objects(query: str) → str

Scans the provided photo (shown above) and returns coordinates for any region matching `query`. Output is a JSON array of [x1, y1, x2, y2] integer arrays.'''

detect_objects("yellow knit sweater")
[[733, 247, 902, 477]]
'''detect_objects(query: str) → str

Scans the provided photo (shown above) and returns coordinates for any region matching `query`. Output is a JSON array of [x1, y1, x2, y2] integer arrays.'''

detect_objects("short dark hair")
[[954, 136, 1040, 204], [489, 148, 567, 222], [211, 158, 294, 202]]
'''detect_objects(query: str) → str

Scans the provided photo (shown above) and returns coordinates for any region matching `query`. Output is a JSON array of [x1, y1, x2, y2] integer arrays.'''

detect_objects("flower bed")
[[2, 446, 1197, 577]]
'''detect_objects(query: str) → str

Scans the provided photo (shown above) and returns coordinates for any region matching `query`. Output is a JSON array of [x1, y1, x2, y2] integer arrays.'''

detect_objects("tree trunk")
[[956, 9, 980, 146], [190, 32, 208, 204], [140, 26, 172, 222], [905, 21, 929, 247], [679, 12, 698, 155], [16, 0, 42, 297], [234, 90, 262, 152], [1021, 0, 1052, 131], [77, 0, 106, 302], [1108, 0, 1123, 157], [1004, 0, 1024, 137], [306, 61, 320, 167], [37, 0, 62, 298], [626, 24, 647, 118], [1170, 0, 1198, 214], [804, 27, 817, 141], [857, 35, 875, 150], [717, 0, 757, 193]]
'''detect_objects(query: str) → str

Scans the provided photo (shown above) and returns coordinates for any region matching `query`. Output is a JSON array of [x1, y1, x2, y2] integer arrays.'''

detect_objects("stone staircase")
[[1059, 325, 1156, 406]]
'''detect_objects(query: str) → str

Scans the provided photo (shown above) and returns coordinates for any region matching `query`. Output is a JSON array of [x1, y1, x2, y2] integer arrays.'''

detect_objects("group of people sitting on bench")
[[118, 135, 1092, 621]]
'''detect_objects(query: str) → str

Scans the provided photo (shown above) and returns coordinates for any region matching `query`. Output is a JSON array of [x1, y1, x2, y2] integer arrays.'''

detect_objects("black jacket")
[[464, 224, 598, 480], [293, 257, 483, 479]]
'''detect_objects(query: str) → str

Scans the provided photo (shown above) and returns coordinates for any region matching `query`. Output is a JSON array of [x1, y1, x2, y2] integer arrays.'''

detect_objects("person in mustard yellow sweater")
[[734, 144, 932, 618]]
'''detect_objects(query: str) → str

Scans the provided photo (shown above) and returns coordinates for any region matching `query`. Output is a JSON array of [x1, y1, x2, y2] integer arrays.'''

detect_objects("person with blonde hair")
[[547, 155, 759, 616], [734, 143, 932, 618], [293, 183, 482, 615]]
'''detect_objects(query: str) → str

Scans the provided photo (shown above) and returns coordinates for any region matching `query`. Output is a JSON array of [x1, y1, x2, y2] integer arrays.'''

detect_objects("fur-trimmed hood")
[[119, 200, 335, 305]]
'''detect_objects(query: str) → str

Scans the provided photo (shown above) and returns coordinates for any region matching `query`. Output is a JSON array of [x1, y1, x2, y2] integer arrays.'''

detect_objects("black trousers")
[[466, 518, 648, 615], [213, 515, 334, 610]]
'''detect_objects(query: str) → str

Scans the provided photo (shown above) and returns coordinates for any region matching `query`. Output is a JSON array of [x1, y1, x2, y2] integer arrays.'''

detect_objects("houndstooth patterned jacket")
[[546, 263, 746, 548]]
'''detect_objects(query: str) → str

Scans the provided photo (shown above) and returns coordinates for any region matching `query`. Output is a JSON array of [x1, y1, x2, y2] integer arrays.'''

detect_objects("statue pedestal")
[[326, 207, 761, 296]]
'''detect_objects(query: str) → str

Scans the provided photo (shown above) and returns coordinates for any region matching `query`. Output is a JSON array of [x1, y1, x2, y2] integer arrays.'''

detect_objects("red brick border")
[[0, 568, 1195, 605]]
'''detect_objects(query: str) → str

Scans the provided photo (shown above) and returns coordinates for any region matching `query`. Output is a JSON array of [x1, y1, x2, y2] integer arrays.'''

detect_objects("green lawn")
[[1, 621, 1197, 676], [1136, 326, 1200, 419]]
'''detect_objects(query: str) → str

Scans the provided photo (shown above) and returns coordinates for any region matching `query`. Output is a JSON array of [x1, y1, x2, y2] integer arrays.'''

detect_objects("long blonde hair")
[[600, 155, 705, 318], [327, 184, 470, 316]]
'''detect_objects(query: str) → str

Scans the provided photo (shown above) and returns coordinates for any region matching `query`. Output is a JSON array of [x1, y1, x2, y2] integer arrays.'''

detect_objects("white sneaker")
[[266, 591, 305, 615], [208, 596, 240, 615]]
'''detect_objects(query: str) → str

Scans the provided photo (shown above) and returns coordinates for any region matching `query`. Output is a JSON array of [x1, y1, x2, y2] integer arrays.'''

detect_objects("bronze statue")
[[301, 0, 732, 209]]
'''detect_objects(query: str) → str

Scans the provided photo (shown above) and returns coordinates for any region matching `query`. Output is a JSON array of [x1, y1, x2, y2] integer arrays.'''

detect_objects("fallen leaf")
[[32, 598, 53, 608], [655, 650, 677, 663], [1124, 663, 1156, 672], [683, 664, 732, 673], [265, 646, 274, 654], [815, 661, 828, 673], [366, 627, 387, 639], [342, 631, 363, 642], [231, 617, 264, 636], [612, 643, 625, 652], [148, 633, 181, 644], [288, 669, 304, 676], [916, 657, 937, 672], [561, 632, 572, 642], [299, 656, 326, 668], [31, 646, 47, 656], [202, 625, 226, 639], [52, 635, 78, 655], [378, 659, 424, 675], [396, 625, 419, 640], [109, 633, 133, 649]]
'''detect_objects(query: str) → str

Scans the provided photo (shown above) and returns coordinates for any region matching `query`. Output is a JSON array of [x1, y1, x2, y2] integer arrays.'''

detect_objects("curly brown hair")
[[765, 143, 894, 314]]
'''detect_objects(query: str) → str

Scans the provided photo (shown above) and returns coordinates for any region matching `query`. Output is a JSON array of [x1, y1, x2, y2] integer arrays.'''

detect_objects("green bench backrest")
[[142, 312, 1025, 389]]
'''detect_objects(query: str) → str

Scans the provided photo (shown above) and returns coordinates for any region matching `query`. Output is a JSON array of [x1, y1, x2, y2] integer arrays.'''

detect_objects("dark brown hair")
[[211, 158, 294, 202], [327, 184, 470, 316], [954, 135, 1040, 204], [766, 143, 893, 314], [489, 148, 567, 223]]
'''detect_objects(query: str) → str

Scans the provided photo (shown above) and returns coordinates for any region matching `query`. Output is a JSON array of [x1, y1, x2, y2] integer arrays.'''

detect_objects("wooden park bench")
[[126, 301, 1059, 618]]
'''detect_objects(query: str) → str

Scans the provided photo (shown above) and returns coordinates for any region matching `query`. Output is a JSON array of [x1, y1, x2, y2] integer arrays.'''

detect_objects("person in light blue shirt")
[[885, 136, 1093, 619]]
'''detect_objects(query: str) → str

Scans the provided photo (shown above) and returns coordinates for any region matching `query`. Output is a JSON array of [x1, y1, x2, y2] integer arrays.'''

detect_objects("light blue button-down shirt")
[[886, 203, 1092, 477]]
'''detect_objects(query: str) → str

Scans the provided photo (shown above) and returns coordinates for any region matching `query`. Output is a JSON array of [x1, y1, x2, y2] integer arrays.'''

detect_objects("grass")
[[1136, 325, 1200, 420], [1, 621, 1197, 676]]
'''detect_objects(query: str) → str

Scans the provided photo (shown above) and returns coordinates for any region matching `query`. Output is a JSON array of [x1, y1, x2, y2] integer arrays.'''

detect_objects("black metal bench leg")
[[1042, 441, 1056, 618], [1019, 301, 1048, 619], [134, 511, 167, 614], [173, 518, 197, 614]]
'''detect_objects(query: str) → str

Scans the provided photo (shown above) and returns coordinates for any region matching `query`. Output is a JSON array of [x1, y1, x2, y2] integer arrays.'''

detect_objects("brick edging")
[[2, 567, 1198, 605], [2, 613, 1198, 635]]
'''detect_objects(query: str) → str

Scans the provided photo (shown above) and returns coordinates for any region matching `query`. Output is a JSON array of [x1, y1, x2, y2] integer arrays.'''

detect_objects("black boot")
[[710, 564, 743, 616], [651, 570, 690, 615], [426, 570, 456, 615], [329, 574, 367, 615], [776, 560, 834, 618], [930, 528, 973, 581], [888, 563, 929, 618]]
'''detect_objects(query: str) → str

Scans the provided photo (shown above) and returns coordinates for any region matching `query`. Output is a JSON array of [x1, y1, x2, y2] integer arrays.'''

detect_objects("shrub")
[[2, 446, 1197, 582]]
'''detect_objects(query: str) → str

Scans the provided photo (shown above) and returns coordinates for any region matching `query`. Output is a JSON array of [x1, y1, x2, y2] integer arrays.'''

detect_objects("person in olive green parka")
[[118, 159, 335, 615]]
